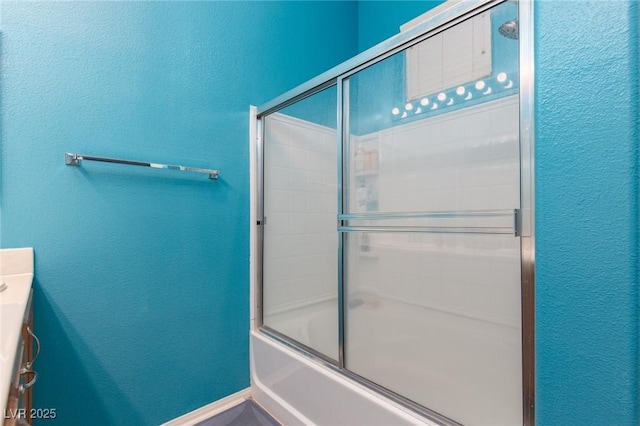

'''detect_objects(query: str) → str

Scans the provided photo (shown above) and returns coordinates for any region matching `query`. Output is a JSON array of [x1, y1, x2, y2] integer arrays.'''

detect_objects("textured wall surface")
[[2, 0, 638, 424], [0, 1, 357, 424], [535, 1, 639, 424]]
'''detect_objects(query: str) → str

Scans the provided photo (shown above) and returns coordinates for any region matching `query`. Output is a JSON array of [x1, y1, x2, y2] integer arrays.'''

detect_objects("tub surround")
[[0, 248, 34, 421]]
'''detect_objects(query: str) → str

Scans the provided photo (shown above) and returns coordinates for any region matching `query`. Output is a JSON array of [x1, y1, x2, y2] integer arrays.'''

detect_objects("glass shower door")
[[261, 86, 339, 362], [341, 1, 523, 424], [258, 1, 529, 424]]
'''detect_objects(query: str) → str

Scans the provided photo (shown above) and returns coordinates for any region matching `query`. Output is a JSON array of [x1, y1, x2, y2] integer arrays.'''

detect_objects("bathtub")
[[250, 330, 437, 426], [250, 295, 521, 426]]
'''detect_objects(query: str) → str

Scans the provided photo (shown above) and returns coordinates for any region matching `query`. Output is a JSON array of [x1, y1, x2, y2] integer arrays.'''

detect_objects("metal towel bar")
[[65, 153, 219, 179]]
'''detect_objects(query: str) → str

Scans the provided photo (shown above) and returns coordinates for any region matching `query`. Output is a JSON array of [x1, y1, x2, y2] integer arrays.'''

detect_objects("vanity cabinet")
[[4, 291, 37, 426]]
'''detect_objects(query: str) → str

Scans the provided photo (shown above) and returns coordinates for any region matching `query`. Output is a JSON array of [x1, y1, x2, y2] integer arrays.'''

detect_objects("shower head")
[[499, 18, 519, 40]]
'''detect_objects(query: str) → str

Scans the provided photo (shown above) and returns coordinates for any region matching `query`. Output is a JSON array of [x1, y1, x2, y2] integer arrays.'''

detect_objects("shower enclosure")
[[251, 1, 533, 425]]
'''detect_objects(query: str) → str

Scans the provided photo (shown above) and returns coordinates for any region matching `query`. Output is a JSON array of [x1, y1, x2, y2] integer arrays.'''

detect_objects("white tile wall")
[[405, 11, 492, 101], [345, 298, 522, 426], [347, 95, 521, 326], [262, 112, 338, 359], [347, 233, 520, 326], [355, 96, 520, 213]]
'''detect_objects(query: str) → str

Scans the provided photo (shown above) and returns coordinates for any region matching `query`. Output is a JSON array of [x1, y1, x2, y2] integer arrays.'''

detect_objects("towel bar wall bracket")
[[65, 152, 219, 180]]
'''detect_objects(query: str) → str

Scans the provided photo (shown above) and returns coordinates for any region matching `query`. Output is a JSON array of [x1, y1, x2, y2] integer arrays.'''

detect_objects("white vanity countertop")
[[0, 248, 34, 419]]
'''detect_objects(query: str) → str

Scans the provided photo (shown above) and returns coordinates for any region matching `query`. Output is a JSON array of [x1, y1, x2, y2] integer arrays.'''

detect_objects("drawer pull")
[[19, 370, 37, 395], [26, 326, 40, 368]]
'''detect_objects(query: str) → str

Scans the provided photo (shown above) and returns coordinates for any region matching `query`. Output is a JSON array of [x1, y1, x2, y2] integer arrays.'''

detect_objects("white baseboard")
[[161, 388, 252, 426]]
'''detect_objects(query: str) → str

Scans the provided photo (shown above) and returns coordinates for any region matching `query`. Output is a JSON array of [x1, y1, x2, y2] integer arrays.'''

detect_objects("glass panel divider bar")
[[339, 210, 521, 236], [519, 0, 535, 424], [338, 226, 516, 235], [337, 76, 347, 369], [256, 116, 265, 327], [339, 209, 517, 220]]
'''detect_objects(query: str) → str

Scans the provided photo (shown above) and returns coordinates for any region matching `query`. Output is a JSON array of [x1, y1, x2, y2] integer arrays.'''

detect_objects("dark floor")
[[195, 399, 281, 426]]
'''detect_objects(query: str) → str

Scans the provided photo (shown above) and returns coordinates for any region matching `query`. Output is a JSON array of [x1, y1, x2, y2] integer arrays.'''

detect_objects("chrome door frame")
[[254, 0, 535, 424]]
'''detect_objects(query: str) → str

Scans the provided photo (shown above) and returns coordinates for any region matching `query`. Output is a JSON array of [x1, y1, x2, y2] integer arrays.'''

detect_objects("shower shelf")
[[357, 252, 379, 260], [354, 170, 378, 178]]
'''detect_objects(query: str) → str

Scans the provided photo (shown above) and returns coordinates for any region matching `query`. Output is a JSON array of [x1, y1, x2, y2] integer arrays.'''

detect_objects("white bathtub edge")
[[250, 331, 437, 426], [251, 374, 314, 426]]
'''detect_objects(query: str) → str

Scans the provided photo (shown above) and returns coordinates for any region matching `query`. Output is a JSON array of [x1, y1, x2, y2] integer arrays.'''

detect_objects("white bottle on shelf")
[[354, 144, 364, 173], [356, 182, 367, 212]]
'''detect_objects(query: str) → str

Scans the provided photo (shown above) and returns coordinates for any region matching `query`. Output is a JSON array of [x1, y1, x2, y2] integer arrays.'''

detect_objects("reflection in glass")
[[345, 1, 520, 215]]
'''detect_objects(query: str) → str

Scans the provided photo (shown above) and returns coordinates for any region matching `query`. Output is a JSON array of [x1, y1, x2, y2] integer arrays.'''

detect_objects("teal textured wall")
[[535, 0, 639, 424], [2, 0, 638, 424], [0, 1, 357, 424]]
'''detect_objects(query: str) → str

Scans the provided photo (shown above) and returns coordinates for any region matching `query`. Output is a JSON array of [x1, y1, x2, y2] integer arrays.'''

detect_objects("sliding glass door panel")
[[344, 231, 522, 425], [262, 87, 339, 361], [341, 2, 522, 424]]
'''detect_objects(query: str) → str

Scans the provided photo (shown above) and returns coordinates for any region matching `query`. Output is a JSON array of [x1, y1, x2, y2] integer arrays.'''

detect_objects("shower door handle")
[[338, 209, 520, 236]]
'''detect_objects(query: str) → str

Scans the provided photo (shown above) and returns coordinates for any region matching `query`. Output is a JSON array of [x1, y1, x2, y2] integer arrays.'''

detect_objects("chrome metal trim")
[[518, 0, 535, 424], [257, 79, 337, 118], [65, 152, 219, 179], [256, 117, 265, 327], [339, 225, 516, 235], [521, 236, 534, 425], [260, 326, 340, 367], [340, 209, 517, 221], [256, 0, 503, 117], [337, 77, 347, 368]]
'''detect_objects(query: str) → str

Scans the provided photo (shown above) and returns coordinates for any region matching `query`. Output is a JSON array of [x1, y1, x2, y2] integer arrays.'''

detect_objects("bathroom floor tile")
[[195, 399, 281, 426]]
